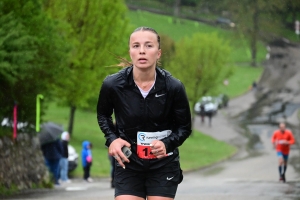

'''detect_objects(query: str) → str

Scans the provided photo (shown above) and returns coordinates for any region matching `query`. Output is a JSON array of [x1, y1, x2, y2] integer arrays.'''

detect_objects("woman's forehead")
[[130, 31, 158, 43]]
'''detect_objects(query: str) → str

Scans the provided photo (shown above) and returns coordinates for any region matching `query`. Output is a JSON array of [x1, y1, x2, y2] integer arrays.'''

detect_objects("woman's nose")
[[139, 46, 145, 54]]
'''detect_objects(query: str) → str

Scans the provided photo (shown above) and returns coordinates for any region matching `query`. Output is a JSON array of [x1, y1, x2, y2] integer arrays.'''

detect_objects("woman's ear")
[[157, 49, 162, 59]]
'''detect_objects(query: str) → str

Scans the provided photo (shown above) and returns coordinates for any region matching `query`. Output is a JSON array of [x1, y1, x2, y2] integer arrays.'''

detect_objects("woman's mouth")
[[138, 58, 147, 63]]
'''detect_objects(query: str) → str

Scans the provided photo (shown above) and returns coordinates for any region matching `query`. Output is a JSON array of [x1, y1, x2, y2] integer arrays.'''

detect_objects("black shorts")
[[114, 160, 183, 199]]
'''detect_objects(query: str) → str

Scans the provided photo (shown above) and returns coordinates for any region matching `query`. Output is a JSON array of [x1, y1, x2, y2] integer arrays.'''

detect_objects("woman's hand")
[[150, 140, 167, 159], [109, 138, 131, 168]]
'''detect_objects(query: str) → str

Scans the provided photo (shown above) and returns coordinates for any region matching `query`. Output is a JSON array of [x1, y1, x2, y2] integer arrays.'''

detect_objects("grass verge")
[[217, 65, 264, 98], [180, 130, 236, 171]]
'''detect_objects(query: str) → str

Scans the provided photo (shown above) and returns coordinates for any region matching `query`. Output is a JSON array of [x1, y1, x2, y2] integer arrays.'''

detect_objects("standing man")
[[271, 122, 295, 182], [41, 138, 63, 186], [60, 131, 71, 183]]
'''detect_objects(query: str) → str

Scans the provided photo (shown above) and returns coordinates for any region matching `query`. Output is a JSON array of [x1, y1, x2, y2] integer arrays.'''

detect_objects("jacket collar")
[[122, 66, 169, 93]]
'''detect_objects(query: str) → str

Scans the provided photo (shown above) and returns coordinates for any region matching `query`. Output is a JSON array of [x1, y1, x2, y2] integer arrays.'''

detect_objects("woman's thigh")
[[115, 195, 144, 200]]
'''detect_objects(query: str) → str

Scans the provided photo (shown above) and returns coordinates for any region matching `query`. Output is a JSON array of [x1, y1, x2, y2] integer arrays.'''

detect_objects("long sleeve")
[[97, 76, 118, 147], [288, 131, 295, 145], [271, 132, 277, 143], [161, 82, 192, 152]]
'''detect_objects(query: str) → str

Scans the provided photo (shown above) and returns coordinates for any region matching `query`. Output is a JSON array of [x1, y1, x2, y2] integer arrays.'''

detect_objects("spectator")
[[82, 141, 93, 182], [59, 131, 71, 184], [41, 139, 63, 186]]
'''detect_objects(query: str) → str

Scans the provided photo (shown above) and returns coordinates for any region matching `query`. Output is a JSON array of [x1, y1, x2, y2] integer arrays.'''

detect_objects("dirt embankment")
[[250, 39, 300, 165], [259, 39, 300, 101]]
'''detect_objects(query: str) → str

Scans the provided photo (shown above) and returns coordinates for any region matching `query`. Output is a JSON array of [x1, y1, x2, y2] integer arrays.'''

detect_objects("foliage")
[[44, 0, 131, 133], [276, 0, 300, 27], [159, 34, 176, 68], [127, 10, 267, 64], [0, 0, 69, 129], [0, 183, 18, 197], [166, 32, 233, 116], [222, 0, 285, 66]]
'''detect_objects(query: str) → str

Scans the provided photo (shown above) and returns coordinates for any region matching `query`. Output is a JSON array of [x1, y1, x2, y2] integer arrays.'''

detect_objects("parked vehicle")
[[68, 145, 78, 172], [214, 94, 229, 108], [215, 17, 235, 28], [194, 96, 219, 116]]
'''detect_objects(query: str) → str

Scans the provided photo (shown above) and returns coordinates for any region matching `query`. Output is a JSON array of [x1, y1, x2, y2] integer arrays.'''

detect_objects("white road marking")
[[65, 187, 87, 191]]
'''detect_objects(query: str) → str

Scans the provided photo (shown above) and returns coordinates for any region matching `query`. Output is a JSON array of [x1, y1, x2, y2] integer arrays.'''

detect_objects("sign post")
[[295, 20, 300, 40], [36, 94, 44, 132]]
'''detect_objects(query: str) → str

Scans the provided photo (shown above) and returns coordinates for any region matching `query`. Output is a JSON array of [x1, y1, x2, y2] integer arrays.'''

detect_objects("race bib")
[[137, 130, 171, 159]]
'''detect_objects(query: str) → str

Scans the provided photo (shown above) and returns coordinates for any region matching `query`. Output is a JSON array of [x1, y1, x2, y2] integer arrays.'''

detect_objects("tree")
[[276, 0, 300, 30], [160, 34, 176, 68], [0, 0, 69, 132], [166, 33, 233, 123], [225, 0, 283, 66], [44, 0, 131, 135]]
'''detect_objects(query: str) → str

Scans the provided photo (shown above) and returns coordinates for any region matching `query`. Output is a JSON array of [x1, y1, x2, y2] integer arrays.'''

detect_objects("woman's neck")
[[133, 66, 156, 91], [133, 66, 156, 82]]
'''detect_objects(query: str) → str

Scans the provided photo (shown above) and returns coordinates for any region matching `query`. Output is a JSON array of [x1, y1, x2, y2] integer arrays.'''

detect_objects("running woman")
[[97, 27, 192, 200], [271, 122, 295, 182]]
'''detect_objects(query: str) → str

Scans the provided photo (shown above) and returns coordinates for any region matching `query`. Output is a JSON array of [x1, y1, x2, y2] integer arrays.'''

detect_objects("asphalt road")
[[5, 92, 300, 200]]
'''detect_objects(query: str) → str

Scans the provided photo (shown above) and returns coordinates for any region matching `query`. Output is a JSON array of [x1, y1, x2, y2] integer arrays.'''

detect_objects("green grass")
[[179, 130, 236, 171], [127, 10, 267, 64], [43, 103, 109, 178], [43, 102, 236, 177], [217, 65, 264, 98], [0, 184, 18, 197]]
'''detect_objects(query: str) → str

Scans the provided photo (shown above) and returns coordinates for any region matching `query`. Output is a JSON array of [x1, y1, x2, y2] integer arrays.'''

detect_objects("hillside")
[[127, 10, 267, 64]]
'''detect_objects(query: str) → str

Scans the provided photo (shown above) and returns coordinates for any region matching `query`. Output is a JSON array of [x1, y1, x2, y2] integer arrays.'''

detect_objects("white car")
[[68, 145, 79, 172], [194, 96, 219, 115]]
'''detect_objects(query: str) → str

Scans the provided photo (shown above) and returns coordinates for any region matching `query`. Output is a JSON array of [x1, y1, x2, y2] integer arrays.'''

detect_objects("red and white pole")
[[13, 103, 17, 139]]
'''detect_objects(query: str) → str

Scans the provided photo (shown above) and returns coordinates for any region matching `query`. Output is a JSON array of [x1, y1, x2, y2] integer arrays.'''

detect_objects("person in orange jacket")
[[271, 122, 295, 182]]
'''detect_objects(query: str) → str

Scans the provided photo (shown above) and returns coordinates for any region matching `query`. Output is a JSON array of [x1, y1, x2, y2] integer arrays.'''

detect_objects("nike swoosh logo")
[[155, 93, 166, 97], [166, 176, 174, 180]]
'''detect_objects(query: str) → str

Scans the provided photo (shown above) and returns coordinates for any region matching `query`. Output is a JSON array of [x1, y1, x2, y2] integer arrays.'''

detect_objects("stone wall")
[[0, 134, 49, 191]]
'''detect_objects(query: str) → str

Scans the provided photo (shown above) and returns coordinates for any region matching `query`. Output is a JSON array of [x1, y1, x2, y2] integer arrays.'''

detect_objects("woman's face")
[[129, 30, 161, 70]]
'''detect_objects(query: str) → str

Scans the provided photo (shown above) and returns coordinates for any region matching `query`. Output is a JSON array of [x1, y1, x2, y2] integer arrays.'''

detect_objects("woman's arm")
[[161, 81, 192, 153], [97, 76, 118, 147]]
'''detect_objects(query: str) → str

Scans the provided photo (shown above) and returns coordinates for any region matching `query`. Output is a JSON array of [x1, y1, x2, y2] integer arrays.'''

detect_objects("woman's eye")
[[133, 45, 139, 48], [146, 44, 152, 48]]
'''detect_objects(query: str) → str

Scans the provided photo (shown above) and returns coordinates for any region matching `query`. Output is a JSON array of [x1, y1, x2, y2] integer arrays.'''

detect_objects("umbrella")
[[38, 122, 64, 145]]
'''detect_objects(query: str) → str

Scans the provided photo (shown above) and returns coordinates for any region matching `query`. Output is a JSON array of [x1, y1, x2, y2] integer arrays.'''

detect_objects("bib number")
[[137, 130, 171, 159]]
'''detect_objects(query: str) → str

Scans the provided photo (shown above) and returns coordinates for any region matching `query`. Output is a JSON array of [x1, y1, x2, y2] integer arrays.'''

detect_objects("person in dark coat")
[[200, 104, 205, 123], [41, 139, 63, 185], [59, 131, 71, 183]]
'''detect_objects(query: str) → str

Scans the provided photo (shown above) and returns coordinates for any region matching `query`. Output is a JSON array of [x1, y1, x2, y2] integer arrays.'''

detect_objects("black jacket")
[[97, 66, 191, 168], [41, 139, 63, 160], [61, 140, 69, 158]]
